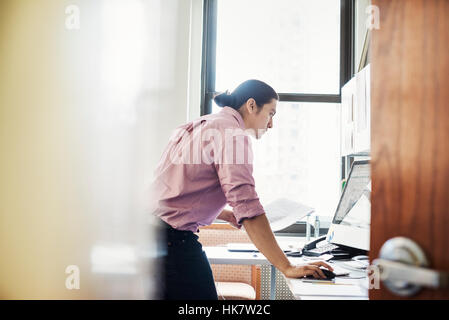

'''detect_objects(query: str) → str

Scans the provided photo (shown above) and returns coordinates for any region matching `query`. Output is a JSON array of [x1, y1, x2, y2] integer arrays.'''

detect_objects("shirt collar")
[[221, 107, 246, 129]]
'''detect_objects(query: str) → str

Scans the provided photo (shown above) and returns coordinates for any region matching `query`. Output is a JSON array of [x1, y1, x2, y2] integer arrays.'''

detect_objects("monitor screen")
[[327, 160, 371, 251]]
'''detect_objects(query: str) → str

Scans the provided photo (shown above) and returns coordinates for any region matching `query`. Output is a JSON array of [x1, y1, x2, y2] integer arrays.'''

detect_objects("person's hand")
[[281, 261, 334, 279], [217, 209, 241, 229]]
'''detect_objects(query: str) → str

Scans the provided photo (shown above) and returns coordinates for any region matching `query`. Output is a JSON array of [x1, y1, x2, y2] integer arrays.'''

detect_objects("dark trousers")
[[157, 220, 218, 300]]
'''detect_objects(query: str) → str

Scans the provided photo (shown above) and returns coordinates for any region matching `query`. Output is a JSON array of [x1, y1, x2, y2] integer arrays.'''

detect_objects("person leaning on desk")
[[150, 79, 333, 300]]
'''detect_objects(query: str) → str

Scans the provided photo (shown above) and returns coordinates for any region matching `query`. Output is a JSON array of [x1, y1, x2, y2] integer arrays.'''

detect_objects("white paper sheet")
[[264, 198, 315, 231], [288, 278, 368, 297]]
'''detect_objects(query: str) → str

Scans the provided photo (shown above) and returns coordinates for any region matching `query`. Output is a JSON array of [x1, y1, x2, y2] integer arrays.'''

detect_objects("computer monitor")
[[326, 160, 371, 251]]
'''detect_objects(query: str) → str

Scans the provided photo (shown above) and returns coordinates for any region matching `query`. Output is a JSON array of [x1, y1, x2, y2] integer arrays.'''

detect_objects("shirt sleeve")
[[213, 132, 265, 226]]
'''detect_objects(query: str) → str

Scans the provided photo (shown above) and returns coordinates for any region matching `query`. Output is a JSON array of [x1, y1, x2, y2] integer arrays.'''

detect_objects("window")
[[251, 102, 341, 217], [202, 0, 354, 218], [215, 0, 340, 95]]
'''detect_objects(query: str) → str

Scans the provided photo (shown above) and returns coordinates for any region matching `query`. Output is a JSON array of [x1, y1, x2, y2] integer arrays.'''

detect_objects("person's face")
[[243, 98, 277, 139]]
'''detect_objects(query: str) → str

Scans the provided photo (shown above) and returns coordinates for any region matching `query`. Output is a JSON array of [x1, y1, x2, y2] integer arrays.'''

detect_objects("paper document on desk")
[[289, 278, 368, 297], [264, 198, 315, 232], [301, 254, 334, 262]]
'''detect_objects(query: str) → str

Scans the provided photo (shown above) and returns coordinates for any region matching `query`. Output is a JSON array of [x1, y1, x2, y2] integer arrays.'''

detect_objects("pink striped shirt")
[[151, 107, 265, 232]]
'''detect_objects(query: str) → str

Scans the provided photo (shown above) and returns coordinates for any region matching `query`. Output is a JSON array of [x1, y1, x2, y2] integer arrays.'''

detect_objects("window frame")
[[200, 0, 355, 115]]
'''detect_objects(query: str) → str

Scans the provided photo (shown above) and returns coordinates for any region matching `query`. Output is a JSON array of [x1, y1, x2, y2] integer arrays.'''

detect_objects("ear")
[[245, 98, 257, 114]]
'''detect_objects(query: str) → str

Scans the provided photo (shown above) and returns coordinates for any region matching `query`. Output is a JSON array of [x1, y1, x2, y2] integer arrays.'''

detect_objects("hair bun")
[[213, 80, 279, 111], [213, 91, 234, 108]]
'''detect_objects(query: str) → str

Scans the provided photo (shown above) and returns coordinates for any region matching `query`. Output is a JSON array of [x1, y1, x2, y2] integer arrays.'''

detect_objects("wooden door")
[[370, 0, 449, 299]]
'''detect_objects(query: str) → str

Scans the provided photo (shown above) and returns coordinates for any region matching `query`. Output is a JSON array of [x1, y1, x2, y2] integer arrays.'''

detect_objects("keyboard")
[[303, 243, 339, 256]]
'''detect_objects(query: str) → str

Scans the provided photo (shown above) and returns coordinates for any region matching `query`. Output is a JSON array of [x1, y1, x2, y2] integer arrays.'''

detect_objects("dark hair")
[[213, 79, 279, 111]]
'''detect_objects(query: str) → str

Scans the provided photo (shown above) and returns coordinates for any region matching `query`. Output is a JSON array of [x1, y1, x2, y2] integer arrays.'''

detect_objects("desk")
[[204, 237, 369, 300], [284, 261, 369, 300]]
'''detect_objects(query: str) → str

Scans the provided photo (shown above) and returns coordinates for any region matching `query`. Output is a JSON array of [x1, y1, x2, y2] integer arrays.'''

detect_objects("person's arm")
[[212, 131, 331, 278], [217, 209, 241, 229], [242, 214, 333, 279]]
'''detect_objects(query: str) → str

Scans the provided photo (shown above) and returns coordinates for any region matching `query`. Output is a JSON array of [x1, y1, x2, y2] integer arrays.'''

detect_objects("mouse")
[[304, 268, 336, 280]]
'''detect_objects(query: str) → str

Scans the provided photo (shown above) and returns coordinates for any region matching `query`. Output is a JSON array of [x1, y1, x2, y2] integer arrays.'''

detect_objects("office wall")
[[0, 0, 197, 299]]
